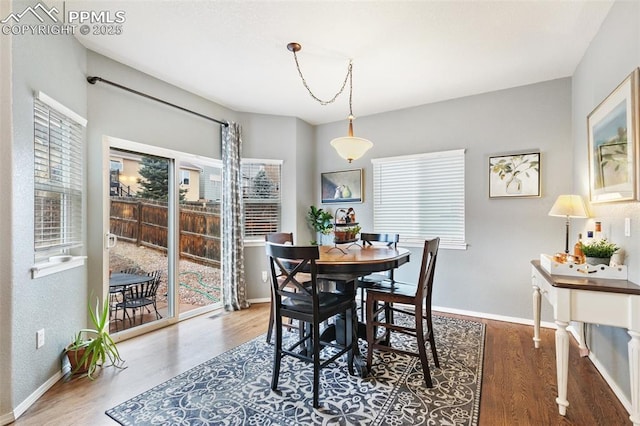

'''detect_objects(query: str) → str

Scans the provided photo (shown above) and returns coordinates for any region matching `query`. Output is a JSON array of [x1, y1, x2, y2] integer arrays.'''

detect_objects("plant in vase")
[[490, 154, 539, 194], [580, 239, 619, 265], [306, 205, 333, 245], [64, 298, 125, 380], [345, 224, 362, 241]]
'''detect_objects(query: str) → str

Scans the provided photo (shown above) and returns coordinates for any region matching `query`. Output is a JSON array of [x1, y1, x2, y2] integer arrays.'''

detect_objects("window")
[[180, 170, 190, 185], [372, 149, 465, 249], [241, 159, 282, 238], [110, 159, 123, 172], [34, 92, 86, 261]]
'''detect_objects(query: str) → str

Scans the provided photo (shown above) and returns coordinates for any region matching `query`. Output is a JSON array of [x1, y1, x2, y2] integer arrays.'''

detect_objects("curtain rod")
[[86, 76, 229, 127]]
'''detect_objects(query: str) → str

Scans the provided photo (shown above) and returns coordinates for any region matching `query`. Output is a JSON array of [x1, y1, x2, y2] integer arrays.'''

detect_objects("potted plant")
[[580, 239, 619, 266], [345, 224, 362, 241], [64, 298, 125, 379], [306, 205, 333, 244]]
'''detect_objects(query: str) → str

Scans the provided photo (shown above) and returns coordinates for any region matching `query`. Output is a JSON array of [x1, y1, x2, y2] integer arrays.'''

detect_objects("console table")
[[531, 260, 640, 425]]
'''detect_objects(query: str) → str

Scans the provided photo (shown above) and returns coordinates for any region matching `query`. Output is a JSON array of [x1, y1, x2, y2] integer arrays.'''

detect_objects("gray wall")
[[571, 0, 640, 400], [0, 0, 13, 418], [5, 0, 88, 414], [315, 78, 572, 320]]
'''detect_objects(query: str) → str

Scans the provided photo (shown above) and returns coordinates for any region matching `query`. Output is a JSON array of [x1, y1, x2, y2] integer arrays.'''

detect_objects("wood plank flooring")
[[12, 303, 630, 425]]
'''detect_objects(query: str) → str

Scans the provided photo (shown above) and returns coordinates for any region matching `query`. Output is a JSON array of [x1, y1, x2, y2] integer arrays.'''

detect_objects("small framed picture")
[[321, 169, 363, 203], [588, 68, 639, 203], [489, 152, 540, 198]]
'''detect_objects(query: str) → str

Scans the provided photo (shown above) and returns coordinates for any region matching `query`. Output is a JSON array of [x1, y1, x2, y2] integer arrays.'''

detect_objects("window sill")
[[31, 256, 87, 279]]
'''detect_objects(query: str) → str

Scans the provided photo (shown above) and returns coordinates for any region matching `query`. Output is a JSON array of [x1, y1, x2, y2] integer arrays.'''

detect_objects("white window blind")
[[241, 159, 282, 238], [372, 149, 466, 249], [34, 93, 86, 260]]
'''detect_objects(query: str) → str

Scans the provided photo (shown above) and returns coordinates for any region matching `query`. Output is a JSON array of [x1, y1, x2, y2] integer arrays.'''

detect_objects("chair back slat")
[[361, 233, 399, 248], [415, 238, 440, 301], [266, 243, 319, 302], [265, 232, 294, 245]]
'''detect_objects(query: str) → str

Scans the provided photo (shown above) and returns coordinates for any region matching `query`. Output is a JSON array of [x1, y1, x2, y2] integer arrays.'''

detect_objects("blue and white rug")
[[106, 315, 485, 425]]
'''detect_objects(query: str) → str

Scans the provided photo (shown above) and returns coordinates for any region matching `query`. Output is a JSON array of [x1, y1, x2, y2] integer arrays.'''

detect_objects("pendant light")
[[287, 42, 373, 163]]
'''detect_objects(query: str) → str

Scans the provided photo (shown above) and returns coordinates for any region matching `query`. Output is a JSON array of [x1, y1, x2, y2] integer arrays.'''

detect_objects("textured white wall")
[[8, 0, 88, 412], [0, 1, 13, 420]]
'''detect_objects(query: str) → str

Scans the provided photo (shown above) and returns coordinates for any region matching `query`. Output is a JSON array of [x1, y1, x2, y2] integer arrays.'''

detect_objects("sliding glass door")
[[176, 159, 223, 318], [106, 138, 222, 334]]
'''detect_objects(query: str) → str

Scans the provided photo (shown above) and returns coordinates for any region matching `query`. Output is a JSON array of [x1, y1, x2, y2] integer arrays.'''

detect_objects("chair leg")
[[359, 286, 366, 322], [312, 319, 321, 409], [266, 294, 275, 344], [365, 296, 375, 370], [271, 314, 283, 391], [415, 310, 433, 387], [347, 304, 355, 376], [426, 313, 439, 368]]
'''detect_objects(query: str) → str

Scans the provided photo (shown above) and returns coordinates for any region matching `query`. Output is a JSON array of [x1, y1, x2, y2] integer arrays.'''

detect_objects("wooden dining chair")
[[365, 238, 440, 387], [265, 232, 296, 343], [357, 233, 400, 320], [266, 242, 356, 408]]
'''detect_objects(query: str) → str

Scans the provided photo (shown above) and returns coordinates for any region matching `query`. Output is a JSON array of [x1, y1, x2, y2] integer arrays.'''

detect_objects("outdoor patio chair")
[[115, 270, 163, 327]]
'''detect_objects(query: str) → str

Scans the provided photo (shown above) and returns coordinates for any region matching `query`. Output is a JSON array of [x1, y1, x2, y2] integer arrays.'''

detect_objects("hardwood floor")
[[13, 303, 630, 425]]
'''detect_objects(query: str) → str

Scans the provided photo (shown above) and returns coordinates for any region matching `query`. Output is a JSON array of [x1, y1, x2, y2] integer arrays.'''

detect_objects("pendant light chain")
[[291, 48, 353, 107]]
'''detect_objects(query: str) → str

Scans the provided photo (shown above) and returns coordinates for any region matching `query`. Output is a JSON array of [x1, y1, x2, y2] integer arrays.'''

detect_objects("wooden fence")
[[110, 198, 221, 267]]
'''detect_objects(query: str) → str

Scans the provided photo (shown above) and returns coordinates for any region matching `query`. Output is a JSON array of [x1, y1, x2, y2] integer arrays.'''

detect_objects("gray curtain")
[[221, 122, 249, 311]]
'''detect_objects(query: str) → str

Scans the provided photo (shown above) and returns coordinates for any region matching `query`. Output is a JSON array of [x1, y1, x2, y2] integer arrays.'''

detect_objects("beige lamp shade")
[[330, 136, 373, 163], [548, 194, 588, 218]]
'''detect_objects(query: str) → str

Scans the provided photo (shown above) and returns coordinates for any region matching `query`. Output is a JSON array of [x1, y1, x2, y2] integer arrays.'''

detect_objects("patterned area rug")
[[106, 315, 485, 425]]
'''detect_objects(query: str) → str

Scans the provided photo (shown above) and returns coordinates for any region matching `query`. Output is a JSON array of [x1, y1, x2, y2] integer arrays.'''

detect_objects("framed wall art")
[[489, 152, 540, 198], [587, 68, 639, 203], [321, 169, 363, 203]]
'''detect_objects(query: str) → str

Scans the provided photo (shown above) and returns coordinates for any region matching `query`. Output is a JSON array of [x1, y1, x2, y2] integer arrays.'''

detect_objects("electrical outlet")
[[261, 271, 268, 282], [36, 329, 45, 349]]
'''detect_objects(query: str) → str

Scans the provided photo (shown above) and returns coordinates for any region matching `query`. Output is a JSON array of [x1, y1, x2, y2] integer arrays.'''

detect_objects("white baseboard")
[[588, 351, 632, 414], [11, 370, 63, 422], [432, 305, 557, 329], [248, 297, 270, 304]]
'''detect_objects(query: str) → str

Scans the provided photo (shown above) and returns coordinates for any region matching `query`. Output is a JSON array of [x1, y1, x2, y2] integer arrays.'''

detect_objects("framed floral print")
[[489, 152, 540, 198], [588, 68, 639, 203]]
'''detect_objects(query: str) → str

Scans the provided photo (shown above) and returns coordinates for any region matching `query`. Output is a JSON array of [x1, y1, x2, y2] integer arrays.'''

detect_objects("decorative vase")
[[505, 176, 522, 194], [585, 256, 611, 266], [318, 233, 333, 246]]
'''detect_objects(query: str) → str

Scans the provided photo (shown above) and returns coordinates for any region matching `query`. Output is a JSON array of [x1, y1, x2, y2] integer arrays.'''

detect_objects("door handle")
[[105, 233, 118, 249]]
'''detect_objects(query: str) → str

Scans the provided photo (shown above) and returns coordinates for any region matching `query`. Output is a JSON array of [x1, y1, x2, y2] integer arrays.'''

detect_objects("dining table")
[[314, 243, 411, 377]]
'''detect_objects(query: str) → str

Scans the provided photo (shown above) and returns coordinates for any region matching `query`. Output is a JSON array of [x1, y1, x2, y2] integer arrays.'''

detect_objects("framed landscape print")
[[588, 68, 639, 203], [489, 152, 540, 198], [321, 169, 363, 203]]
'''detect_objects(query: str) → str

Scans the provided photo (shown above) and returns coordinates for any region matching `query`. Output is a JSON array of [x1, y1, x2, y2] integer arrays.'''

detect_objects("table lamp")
[[548, 194, 589, 253]]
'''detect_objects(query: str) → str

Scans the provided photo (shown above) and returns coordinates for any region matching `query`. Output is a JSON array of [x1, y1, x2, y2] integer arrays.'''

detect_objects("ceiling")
[[69, 1, 614, 125]]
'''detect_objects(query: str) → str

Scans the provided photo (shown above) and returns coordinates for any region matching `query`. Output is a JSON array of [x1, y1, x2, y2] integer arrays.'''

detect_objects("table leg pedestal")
[[555, 320, 570, 416], [629, 330, 640, 426]]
